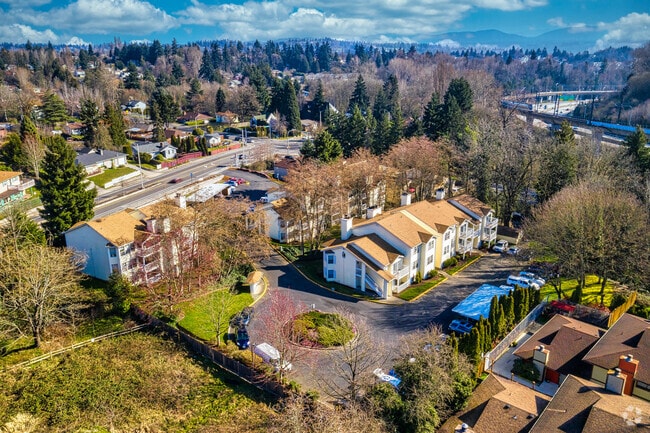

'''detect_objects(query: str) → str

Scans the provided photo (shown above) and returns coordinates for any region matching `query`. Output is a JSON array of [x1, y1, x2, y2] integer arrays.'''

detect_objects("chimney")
[[435, 188, 445, 200], [366, 206, 382, 219], [532, 345, 549, 382], [176, 193, 186, 209], [401, 192, 412, 207], [146, 218, 157, 233], [340, 216, 353, 241], [617, 354, 639, 395], [605, 368, 627, 395]]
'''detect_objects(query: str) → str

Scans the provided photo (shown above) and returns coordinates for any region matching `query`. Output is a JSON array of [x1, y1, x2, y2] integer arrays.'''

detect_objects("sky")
[[0, 0, 648, 51]]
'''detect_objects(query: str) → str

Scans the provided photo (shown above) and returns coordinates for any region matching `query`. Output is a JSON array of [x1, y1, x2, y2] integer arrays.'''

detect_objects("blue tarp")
[[452, 284, 513, 321]]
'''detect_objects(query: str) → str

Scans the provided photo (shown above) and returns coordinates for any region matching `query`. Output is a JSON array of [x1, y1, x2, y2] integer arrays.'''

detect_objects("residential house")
[[65, 204, 197, 285], [204, 133, 222, 147], [64, 209, 145, 281], [529, 374, 650, 432], [514, 315, 606, 384], [65, 122, 84, 136], [322, 194, 479, 298], [123, 100, 147, 113], [132, 141, 177, 160], [75, 148, 128, 175], [215, 111, 239, 124], [178, 112, 212, 125], [438, 373, 550, 433], [164, 128, 190, 141], [449, 194, 499, 247], [582, 313, 650, 401], [0, 171, 34, 208]]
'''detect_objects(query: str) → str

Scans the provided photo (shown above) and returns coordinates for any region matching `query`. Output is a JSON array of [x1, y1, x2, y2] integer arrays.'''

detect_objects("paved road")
[[248, 247, 525, 394]]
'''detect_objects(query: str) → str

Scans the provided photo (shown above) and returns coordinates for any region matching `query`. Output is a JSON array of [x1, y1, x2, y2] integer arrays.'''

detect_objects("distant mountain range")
[[426, 29, 607, 53]]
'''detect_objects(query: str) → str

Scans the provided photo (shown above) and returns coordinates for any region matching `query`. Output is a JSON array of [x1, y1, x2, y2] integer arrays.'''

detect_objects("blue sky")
[[0, 0, 647, 51]]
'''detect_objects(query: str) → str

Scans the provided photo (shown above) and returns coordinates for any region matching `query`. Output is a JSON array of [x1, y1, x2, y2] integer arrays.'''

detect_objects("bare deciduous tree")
[[0, 244, 87, 348]]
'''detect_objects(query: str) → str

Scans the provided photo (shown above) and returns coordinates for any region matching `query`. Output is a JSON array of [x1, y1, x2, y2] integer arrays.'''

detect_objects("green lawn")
[[88, 166, 136, 188], [445, 254, 481, 275], [397, 275, 447, 301], [539, 274, 616, 306], [177, 289, 253, 343]]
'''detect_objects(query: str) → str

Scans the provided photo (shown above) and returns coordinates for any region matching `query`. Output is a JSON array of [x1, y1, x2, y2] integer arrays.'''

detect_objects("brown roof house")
[[529, 374, 650, 433], [0, 171, 34, 209], [582, 313, 650, 402], [322, 194, 480, 299], [514, 315, 606, 384], [439, 373, 551, 433]]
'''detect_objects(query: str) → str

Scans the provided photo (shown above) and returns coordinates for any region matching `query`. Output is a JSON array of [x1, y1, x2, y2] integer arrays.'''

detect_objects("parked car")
[[519, 271, 546, 286], [449, 319, 473, 334], [230, 307, 254, 327], [506, 275, 540, 290], [235, 326, 250, 350], [506, 246, 520, 256], [492, 240, 509, 253]]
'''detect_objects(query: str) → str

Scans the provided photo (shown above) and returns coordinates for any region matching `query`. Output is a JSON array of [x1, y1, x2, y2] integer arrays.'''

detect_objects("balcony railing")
[[485, 218, 498, 229]]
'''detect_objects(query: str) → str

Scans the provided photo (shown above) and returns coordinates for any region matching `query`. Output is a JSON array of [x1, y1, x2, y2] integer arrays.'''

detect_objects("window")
[[111, 264, 119, 274], [444, 232, 450, 241], [109, 247, 117, 258], [427, 255, 434, 265], [326, 253, 336, 264], [412, 261, 418, 270], [327, 269, 335, 279], [444, 246, 450, 255], [427, 239, 435, 250]]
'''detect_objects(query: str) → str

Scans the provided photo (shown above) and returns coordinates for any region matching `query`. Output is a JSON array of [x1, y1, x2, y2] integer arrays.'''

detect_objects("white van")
[[254, 343, 292, 371], [506, 275, 540, 290]]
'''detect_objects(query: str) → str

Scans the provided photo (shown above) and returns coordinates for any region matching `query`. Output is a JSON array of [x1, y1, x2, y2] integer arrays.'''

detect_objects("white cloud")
[[177, 0, 479, 41], [0, 24, 59, 44], [594, 13, 650, 50], [471, 0, 547, 12], [547, 17, 566, 28], [18, 0, 178, 35]]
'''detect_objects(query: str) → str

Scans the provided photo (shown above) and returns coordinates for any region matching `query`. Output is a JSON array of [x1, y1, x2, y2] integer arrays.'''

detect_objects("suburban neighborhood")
[[0, 24, 649, 433]]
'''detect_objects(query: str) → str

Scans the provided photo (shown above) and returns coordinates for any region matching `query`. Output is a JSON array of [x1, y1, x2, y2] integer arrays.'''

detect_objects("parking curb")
[[407, 276, 449, 302]]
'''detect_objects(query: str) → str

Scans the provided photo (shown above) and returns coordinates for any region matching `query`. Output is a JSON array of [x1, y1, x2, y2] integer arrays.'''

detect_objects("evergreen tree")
[[343, 106, 367, 156], [185, 78, 203, 112], [312, 130, 342, 163], [445, 78, 473, 113], [269, 79, 301, 133], [371, 112, 392, 155], [390, 106, 404, 145], [79, 98, 100, 147], [300, 139, 316, 159], [348, 74, 369, 114], [123, 61, 141, 90], [623, 126, 650, 173], [41, 92, 68, 125], [149, 87, 180, 129], [215, 88, 227, 113], [284, 79, 302, 133], [39, 136, 96, 244], [312, 80, 328, 122], [104, 103, 128, 151], [0, 204, 46, 249], [1, 133, 26, 171], [20, 114, 38, 140], [199, 48, 215, 82], [372, 88, 387, 120], [171, 60, 184, 84], [423, 92, 443, 140]]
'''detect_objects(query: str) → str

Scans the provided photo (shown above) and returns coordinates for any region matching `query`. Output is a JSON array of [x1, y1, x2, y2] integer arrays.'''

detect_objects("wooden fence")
[[131, 307, 288, 398], [159, 152, 203, 169], [608, 291, 637, 328]]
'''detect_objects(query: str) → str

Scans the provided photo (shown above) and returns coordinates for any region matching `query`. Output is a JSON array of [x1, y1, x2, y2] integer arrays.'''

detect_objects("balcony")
[[485, 218, 498, 229]]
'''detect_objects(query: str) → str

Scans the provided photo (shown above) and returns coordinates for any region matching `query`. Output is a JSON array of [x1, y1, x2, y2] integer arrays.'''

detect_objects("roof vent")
[[537, 345, 545, 351], [504, 404, 510, 410], [460, 423, 468, 432], [614, 368, 622, 377], [626, 354, 634, 362]]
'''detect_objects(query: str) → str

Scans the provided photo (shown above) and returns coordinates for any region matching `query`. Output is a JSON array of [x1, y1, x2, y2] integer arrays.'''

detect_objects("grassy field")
[[397, 275, 447, 301], [177, 289, 253, 343], [0, 332, 276, 432], [88, 166, 136, 188], [539, 274, 616, 306]]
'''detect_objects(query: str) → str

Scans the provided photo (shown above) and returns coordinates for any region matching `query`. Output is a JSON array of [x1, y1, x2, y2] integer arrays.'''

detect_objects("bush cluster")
[[442, 257, 458, 269]]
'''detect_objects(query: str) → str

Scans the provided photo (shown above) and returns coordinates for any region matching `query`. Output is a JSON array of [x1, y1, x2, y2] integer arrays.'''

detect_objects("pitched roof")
[[69, 210, 146, 246], [582, 313, 650, 385], [450, 194, 494, 217], [438, 374, 550, 433], [514, 315, 605, 375], [75, 148, 126, 167], [0, 171, 22, 183], [324, 233, 401, 282], [530, 375, 650, 433]]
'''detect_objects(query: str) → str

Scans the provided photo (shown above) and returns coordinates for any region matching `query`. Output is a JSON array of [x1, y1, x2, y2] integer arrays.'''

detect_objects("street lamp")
[[135, 141, 144, 189]]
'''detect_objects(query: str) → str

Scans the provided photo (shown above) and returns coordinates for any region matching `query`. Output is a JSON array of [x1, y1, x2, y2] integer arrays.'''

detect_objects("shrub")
[[442, 257, 458, 269], [512, 358, 540, 382], [414, 271, 422, 284], [426, 270, 438, 279]]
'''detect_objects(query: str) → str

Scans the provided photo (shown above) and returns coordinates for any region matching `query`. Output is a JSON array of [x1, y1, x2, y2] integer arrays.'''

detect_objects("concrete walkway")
[[488, 324, 560, 397]]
